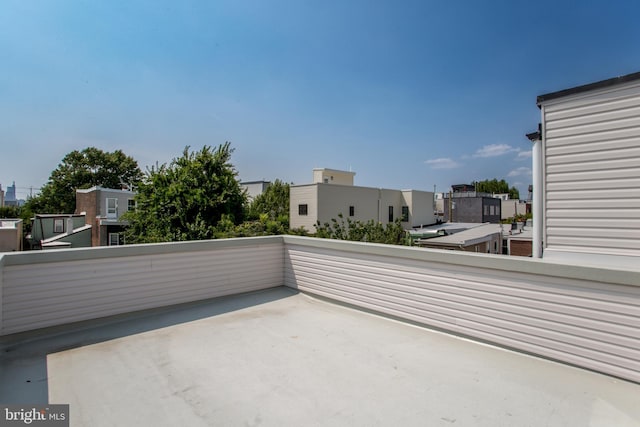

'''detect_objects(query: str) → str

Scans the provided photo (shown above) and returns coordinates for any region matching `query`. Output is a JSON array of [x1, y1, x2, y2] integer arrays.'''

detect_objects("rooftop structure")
[[531, 70, 640, 269], [0, 219, 22, 252], [415, 223, 502, 253], [28, 214, 91, 250], [312, 168, 355, 185], [1, 236, 638, 425]]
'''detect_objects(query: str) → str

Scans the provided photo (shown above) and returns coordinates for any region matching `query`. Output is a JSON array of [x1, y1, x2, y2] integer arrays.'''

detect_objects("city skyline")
[[2, 1, 640, 200]]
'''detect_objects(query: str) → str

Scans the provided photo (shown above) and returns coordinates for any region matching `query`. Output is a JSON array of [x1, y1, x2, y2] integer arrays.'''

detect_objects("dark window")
[[349, 206, 354, 216], [401, 206, 409, 222], [298, 204, 308, 216], [388, 206, 394, 222], [127, 199, 136, 211]]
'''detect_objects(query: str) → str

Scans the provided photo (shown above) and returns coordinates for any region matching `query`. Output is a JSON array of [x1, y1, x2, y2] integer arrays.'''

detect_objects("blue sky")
[[2, 0, 640, 200]]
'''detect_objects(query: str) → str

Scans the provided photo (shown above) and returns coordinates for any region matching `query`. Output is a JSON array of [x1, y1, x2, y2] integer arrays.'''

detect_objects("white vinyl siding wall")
[[2, 236, 639, 382], [283, 237, 640, 383], [1, 238, 283, 335], [541, 81, 640, 260]]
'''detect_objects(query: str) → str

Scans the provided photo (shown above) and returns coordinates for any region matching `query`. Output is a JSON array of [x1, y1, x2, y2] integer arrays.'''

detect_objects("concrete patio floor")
[[1, 287, 639, 426]]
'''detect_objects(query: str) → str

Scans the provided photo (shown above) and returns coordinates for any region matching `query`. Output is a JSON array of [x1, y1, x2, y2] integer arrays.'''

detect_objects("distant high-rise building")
[[0, 183, 4, 207], [4, 181, 24, 207], [5, 182, 17, 202]]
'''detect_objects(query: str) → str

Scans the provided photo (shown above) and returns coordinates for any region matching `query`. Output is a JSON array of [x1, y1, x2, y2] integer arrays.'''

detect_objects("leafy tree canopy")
[[247, 179, 290, 227], [472, 178, 520, 200], [315, 215, 411, 246], [124, 143, 247, 243], [0, 206, 22, 219], [27, 147, 143, 214]]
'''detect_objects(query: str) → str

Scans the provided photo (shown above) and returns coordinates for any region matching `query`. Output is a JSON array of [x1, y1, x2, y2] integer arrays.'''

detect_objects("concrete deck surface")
[[1, 287, 639, 426]]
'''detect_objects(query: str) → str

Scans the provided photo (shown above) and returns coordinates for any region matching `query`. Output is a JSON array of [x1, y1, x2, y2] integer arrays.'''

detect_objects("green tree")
[[27, 147, 143, 214], [315, 215, 411, 246], [0, 206, 21, 219], [472, 178, 520, 200], [247, 179, 290, 228], [124, 143, 247, 243]]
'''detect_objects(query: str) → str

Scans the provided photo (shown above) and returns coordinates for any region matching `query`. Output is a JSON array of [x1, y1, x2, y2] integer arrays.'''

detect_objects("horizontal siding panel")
[[286, 247, 639, 310], [286, 257, 640, 340], [4, 268, 282, 314], [546, 208, 638, 219], [545, 116, 640, 139], [547, 218, 640, 229], [545, 92, 640, 121], [546, 146, 640, 165], [543, 83, 640, 113], [546, 177, 640, 191], [284, 244, 640, 383], [546, 168, 639, 183], [546, 188, 640, 200], [546, 199, 640, 209], [546, 134, 640, 154], [4, 247, 277, 287], [3, 249, 281, 297], [546, 104, 640, 130], [1, 243, 283, 335], [546, 157, 639, 174], [545, 227, 640, 240], [546, 235, 640, 251], [3, 282, 271, 334]]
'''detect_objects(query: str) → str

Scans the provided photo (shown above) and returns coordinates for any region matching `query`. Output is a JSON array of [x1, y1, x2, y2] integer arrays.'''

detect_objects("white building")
[[290, 168, 436, 232], [500, 198, 529, 220], [531, 70, 640, 269], [241, 181, 271, 200], [0, 219, 22, 252]]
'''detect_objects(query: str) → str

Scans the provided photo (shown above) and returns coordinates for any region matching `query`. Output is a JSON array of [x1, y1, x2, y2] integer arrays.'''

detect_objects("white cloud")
[[473, 144, 518, 158], [516, 150, 532, 160], [507, 167, 532, 177], [424, 158, 461, 169]]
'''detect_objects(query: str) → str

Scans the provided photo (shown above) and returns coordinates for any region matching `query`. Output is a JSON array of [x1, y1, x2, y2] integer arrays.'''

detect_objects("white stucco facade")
[[290, 182, 436, 232], [312, 168, 355, 185]]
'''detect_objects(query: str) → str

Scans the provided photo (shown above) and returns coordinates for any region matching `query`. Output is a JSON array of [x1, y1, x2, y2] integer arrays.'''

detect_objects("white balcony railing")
[[1, 235, 638, 383]]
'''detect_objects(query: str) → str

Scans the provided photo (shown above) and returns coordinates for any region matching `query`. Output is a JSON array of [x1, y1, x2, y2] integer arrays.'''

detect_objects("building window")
[[401, 206, 409, 222], [106, 198, 118, 219], [298, 204, 308, 216], [323, 178, 329, 183], [54, 219, 64, 233], [484, 205, 489, 216], [490, 205, 495, 215], [109, 233, 121, 246], [388, 206, 394, 222], [127, 199, 136, 211], [349, 206, 355, 217]]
